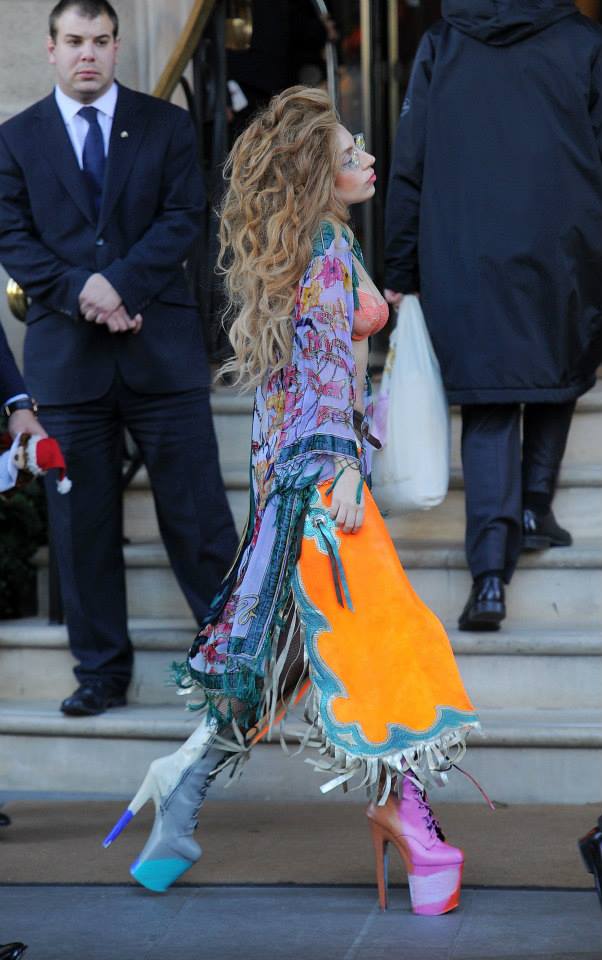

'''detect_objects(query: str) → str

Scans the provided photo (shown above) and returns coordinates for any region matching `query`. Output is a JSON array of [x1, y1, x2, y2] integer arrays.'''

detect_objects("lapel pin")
[[120, 130, 129, 138]]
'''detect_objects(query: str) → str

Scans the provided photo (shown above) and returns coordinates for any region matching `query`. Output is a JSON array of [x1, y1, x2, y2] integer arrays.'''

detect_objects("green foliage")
[[0, 423, 48, 618]]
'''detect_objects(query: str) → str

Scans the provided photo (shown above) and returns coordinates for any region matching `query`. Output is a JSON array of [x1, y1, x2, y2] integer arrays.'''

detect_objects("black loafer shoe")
[[578, 816, 602, 911], [458, 575, 506, 631], [61, 680, 126, 717], [522, 508, 572, 551], [0, 944, 27, 960]]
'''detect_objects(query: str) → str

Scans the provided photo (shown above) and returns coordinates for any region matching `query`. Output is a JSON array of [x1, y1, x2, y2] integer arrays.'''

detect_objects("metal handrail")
[[153, 0, 218, 100], [309, 0, 339, 109]]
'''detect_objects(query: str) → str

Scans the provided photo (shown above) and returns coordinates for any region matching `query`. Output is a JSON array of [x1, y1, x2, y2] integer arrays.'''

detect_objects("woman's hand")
[[328, 465, 365, 533]]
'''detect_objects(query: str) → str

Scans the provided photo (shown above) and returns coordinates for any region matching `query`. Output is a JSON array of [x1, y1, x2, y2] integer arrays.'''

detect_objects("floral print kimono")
[[178, 223, 479, 796]]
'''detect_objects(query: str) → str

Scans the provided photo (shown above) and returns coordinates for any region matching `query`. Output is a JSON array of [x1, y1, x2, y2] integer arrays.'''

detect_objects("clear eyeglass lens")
[[342, 133, 366, 170]]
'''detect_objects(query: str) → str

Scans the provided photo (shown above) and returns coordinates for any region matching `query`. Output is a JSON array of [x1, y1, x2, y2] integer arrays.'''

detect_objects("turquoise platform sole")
[[130, 857, 192, 893]]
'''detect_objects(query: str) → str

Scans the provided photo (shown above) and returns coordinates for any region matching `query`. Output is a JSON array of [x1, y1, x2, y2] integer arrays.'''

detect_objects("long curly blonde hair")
[[218, 86, 349, 386]]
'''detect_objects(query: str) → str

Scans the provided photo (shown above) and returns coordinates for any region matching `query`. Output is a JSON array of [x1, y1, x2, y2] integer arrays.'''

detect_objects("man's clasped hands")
[[79, 273, 142, 334]]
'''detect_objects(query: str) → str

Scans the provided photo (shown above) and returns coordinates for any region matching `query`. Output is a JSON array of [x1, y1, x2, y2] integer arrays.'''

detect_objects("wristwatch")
[[3, 396, 39, 418]]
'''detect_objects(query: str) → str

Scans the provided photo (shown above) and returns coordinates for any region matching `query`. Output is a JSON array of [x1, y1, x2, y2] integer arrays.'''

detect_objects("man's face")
[[47, 8, 120, 103]]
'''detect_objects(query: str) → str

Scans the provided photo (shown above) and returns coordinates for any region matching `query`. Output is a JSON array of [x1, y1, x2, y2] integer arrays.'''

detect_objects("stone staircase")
[[1, 387, 601, 804]]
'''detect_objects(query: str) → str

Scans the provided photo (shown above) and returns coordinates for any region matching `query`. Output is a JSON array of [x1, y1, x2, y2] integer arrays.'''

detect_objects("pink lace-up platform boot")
[[366, 776, 464, 916]]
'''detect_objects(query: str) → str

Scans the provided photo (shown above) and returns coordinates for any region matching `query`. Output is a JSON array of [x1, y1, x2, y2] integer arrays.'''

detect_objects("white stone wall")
[[0, 0, 195, 367]]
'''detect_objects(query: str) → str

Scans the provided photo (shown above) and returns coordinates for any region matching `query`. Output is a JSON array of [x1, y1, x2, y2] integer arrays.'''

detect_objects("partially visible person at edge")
[[0, 322, 42, 960], [103, 86, 480, 919], [579, 814, 602, 910], [0, 0, 238, 717], [385, 0, 602, 631]]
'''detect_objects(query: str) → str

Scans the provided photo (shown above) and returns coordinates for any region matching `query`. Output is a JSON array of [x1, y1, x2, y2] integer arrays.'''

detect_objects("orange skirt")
[[292, 482, 478, 790]]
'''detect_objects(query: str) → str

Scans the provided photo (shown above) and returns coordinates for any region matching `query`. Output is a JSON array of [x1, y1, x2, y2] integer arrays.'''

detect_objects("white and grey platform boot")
[[103, 715, 226, 892]]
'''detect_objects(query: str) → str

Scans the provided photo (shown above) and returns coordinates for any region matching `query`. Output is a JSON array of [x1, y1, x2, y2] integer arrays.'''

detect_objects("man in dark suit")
[[0, 0, 238, 716]]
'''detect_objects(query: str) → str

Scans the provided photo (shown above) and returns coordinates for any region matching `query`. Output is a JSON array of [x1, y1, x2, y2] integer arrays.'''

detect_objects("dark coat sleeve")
[[384, 31, 436, 294], [590, 45, 602, 161], [101, 110, 205, 316], [0, 130, 91, 320], [0, 323, 26, 403]]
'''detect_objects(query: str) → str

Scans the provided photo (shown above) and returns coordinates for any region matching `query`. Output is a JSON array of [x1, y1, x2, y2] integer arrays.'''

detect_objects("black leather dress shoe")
[[0, 812, 10, 827], [0, 943, 27, 960], [579, 815, 602, 910], [522, 508, 572, 551], [61, 680, 126, 717], [458, 575, 506, 631]]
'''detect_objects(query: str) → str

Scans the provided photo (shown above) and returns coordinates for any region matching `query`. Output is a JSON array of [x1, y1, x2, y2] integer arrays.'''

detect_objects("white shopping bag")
[[371, 295, 450, 512]]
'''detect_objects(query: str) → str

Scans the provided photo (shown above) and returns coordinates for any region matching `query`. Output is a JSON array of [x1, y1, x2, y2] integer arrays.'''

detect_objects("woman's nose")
[[362, 151, 376, 168]]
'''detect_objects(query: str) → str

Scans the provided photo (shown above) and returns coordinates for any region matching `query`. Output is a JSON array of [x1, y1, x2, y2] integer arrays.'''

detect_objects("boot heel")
[[102, 766, 159, 848], [369, 820, 391, 911], [407, 861, 464, 917]]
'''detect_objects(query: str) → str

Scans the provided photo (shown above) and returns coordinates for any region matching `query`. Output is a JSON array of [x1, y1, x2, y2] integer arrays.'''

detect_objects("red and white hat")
[[24, 436, 72, 494]]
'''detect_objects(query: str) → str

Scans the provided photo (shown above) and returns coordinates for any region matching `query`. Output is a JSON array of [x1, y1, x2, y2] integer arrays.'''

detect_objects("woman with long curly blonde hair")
[[219, 86, 349, 386], [106, 86, 479, 917]]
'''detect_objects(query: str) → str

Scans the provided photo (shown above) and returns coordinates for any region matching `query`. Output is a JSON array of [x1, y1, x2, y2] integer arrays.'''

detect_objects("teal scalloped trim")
[[292, 562, 479, 758]]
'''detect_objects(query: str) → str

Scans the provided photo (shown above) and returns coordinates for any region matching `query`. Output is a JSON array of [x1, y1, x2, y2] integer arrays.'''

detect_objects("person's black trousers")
[[40, 375, 239, 692], [461, 401, 575, 583]]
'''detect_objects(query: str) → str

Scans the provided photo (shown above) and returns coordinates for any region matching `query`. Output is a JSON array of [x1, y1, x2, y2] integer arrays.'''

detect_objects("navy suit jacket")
[[0, 84, 210, 404], [0, 322, 26, 404]]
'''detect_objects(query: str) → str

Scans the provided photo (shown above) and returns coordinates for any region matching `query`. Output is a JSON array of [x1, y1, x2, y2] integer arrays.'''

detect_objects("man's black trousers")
[[461, 401, 575, 583], [40, 376, 239, 692]]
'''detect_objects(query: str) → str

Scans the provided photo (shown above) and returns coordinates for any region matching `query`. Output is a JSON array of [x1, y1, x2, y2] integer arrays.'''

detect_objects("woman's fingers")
[[338, 504, 357, 534], [334, 503, 348, 529], [346, 505, 363, 534], [351, 505, 365, 533], [329, 500, 366, 533]]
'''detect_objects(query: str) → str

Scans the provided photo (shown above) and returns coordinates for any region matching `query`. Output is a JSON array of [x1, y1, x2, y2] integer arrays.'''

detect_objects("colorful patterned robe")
[[180, 224, 479, 796], [185, 224, 369, 722]]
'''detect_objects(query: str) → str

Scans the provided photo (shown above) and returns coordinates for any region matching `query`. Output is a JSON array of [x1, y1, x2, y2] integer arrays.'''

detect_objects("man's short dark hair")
[[49, 0, 119, 40]]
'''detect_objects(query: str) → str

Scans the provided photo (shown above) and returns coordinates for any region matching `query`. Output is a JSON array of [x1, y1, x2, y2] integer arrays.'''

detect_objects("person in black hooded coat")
[[385, 0, 602, 630]]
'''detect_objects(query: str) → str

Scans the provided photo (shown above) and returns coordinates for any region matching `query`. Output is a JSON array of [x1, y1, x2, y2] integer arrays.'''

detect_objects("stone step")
[[35, 539, 602, 626], [211, 390, 253, 476], [0, 618, 193, 707], [394, 540, 602, 627], [1, 619, 600, 710], [125, 470, 250, 541], [0, 700, 600, 803], [209, 383, 602, 475], [123, 383, 602, 541], [124, 464, 602, 543]]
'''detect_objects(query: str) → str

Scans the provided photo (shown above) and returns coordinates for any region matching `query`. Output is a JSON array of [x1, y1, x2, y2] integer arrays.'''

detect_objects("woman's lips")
[[368, 173, 377, 183]]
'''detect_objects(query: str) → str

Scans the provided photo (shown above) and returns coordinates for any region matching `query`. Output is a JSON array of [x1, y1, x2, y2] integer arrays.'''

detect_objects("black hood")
[[442, 0, 576, 45]]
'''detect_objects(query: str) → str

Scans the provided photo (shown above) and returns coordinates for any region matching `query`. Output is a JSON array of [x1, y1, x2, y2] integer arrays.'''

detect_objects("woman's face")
[[334, 125, 376, 206]]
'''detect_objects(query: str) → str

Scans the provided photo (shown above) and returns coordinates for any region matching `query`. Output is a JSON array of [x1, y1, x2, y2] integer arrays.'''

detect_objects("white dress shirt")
[[54, 83, 118, 168]]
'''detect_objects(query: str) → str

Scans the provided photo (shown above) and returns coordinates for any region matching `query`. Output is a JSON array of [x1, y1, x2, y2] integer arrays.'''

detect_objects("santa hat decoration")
[[25, 435, 72, 494]]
